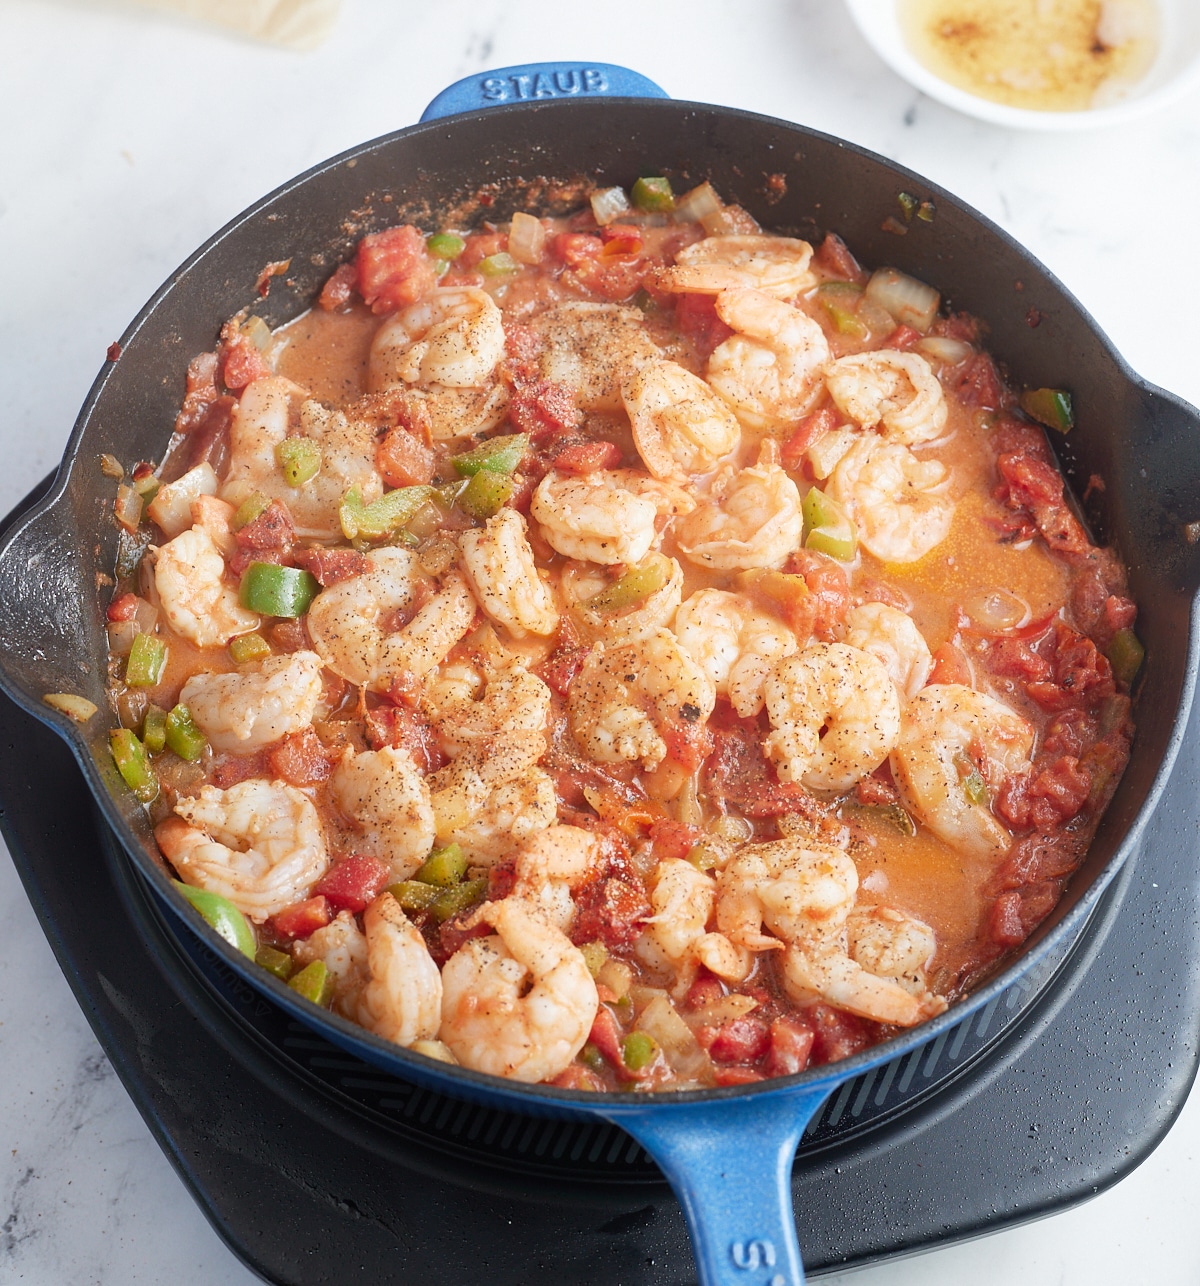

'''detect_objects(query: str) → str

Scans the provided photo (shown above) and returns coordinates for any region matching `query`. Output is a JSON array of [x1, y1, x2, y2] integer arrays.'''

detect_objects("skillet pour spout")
[[3, 66, 1200, 1286]]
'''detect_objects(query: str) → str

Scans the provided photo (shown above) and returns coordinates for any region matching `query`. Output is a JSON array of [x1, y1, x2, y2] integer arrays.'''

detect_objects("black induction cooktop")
[[3, 499, 1199, 1285]]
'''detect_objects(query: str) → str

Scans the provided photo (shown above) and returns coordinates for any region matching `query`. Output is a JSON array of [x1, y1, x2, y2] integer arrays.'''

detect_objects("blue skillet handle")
[[606, 1085, 831, 1286], [421, 62, 669, 122]]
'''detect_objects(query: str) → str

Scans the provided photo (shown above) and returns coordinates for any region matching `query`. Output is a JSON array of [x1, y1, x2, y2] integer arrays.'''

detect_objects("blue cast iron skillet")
[[2, 63, 1199, 1286]]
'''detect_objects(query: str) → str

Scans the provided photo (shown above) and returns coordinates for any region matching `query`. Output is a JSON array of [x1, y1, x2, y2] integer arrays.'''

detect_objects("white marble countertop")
[[2, 1, 1200, 1281]]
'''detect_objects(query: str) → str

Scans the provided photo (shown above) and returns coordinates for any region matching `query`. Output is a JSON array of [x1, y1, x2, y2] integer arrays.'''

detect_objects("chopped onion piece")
[[865, 267, 940, 333], [675, 181, 722, 227], [963, 589, 1029, 633], [42, 692, 98, 723], [686, 994, 760, 1028], [99, 453, 124, 480], [411, 1039, 458, 1065], [241, 315, 273, 352], [806, 426, 858, 480], [146, 462, 218, 539], [638, 994, 711, 1078], [132, 597, 159, 635], [917, 336, 974, 365], [106, 620, 139, 658], [590, 186, 631, 227], [507, 211, 546, 265], [114, 484, 142, 534]]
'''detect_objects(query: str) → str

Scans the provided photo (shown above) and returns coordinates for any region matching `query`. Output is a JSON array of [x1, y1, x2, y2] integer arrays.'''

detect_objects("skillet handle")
[[420, 62, 669, 122], [606, 1086, 830, 1286]]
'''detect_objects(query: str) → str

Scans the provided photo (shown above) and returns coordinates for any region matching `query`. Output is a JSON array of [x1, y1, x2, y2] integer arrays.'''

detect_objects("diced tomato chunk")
[[107, 592, 140, 622], [813, 232, 865, 283], [781, 408, 840, 472], [674, 292, 734, 355], [764, 1015, 815, 1078], [807, 1004, 871, 1065], [883, 324, 921, 350], [571, 877, 651, 951], [267, 727, 335, 786], [952, 353, 1003, 409], [588, 1004, 625, 1067], [551, 1064, 606, 1092], [377, 423, 435, 488], [508, 379, 583, 441], [928, 641, 972, 687], [552, 440, 624, 473], [458, 231, 507, 268], [357, 225, 438, 315], [314, 854, 392, 915], [552, 232, 603, 266], [318, 261, 357, 311], [706, 1015, 771, 1065], [684, 972, 727, 1011], [712, 1067, 767, 1087], [220, 334, 271, 391], [649, 819, 703, 862], [271, 896, 332, 940]]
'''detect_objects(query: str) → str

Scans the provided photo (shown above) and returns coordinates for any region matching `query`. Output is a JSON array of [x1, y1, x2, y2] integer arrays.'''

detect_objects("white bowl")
[[843, 0, 1200, 129]]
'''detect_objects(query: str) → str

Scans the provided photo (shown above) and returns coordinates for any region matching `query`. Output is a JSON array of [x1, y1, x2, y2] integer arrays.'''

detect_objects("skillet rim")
[[4, 93, 1199, 1111]]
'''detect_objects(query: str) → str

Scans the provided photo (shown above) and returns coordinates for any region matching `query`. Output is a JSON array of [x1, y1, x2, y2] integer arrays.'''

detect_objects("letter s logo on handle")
[[730, 1238, 777, 1271]]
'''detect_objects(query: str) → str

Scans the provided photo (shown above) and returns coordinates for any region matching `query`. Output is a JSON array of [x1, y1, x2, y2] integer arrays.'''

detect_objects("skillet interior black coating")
[[2, 95, 1199, 986]]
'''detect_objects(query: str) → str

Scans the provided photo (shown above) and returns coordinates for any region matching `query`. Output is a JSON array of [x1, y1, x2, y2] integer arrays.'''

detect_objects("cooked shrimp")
[[621, 359, 741, 481], [763, 642, 901, 791], [780, 941, 946, 1026], [307, 549, 476, 692], [423, 659, 551, 839], [510, 824, 601, 931], [157, 780, 329, 922], [368, 288, 505, 390], [439, 897, 599, 1083], [528, 301, 661, 412], [352, 893, 443, 1048], [890, 684, 1035, 860], [443, 767, 557, 864], [459, 509, 559, 639], [842, 603, 932, 702], [706, 288, 830, 431], [639, 858, 751, 989], [329, 745, 436, 882], [716, 836, 944, 1025], [846, 904, 938, 997], [561, 554, 684, 645], [569, 628, 716, 772], [716, 839, 857, 953], [675, 441, 803, 572], [825, 435, 954, 564], [189, 494, 237, 557], [673, 588, 798, 718], [292, 911, 368, 1010], [220, 377, 384, 541], [179, 650, 324, 754], [404, 384, 510, 441], [824, 350, 948, 445], [657, 234, 816, 299], [531, 468, 694, 566], [154, 526, 261, 650]]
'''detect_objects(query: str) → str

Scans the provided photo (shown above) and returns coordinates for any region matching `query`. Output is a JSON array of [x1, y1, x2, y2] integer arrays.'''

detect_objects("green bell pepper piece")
[[1020, 387, 1074, 434], [125, 632, 167, 687], [427, 232, 465, 260], [141, 704, 168, 754], [239, 562, 320, 617], [276, 437, 321, 487], [288, 960, 334, 1007], [174, 881, 256, 959], [255, 943, 295, 981], [339, 484, 437, 542], [583, 554, 672, 613], [388, 880, 443, 913], [802, 487, 857, 561], [621, 1031, 659, 1072], [450, 433, 529, 478], [1106, 627, 1144, 686], [165, 704, 207, 761], [232, 492, 272, 530], [631, 176, 675, 212], [457, 470, 514, 519], [414, 843, 469, 887], [430, 878, 488, 923], [479, 251, 519, 277], [110, 728, 158, 803], [229, 632, 271, 665]]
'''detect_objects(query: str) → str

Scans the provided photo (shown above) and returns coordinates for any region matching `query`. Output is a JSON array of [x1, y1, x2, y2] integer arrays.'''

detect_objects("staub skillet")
[[2, 62, 1199, 1285]]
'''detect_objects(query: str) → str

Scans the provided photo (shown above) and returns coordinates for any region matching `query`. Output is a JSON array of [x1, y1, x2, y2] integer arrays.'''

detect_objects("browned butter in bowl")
[[899, 0, 1160, 111]]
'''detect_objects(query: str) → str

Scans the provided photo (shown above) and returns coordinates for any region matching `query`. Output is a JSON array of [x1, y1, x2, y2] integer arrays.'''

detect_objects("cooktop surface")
[[4, 674, 1200, 1284]]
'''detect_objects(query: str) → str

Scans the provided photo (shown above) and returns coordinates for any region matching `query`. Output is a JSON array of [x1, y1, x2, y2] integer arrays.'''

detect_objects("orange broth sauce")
[[263, 276, 1061, 974]]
